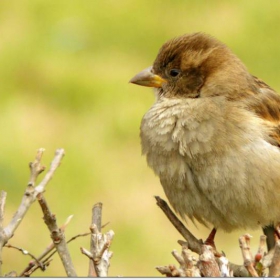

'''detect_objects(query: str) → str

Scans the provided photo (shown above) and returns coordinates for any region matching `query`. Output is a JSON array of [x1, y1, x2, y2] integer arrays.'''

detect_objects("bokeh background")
[[1, 0, 280, 276]]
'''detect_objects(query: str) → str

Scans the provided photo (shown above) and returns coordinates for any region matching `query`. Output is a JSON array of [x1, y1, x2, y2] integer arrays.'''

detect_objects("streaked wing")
[[245, 75, 280, 147]]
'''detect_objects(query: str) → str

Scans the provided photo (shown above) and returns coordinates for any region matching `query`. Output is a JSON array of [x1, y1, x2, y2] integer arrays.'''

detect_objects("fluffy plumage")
[[130, 33, 280, 232]]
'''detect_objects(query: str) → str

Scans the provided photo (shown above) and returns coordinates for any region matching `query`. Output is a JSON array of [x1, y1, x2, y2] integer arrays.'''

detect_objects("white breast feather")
[[141, 96, 280, 230]]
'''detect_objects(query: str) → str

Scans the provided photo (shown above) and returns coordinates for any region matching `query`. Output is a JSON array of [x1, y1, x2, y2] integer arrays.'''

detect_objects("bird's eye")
[[169, 69, 180, 77]]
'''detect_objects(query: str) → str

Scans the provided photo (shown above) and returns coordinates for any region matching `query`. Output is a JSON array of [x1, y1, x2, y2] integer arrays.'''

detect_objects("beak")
[[129, 66, 166, 88]]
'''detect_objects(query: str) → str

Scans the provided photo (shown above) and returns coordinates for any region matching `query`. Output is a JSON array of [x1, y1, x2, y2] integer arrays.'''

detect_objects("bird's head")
[[130, 33, 253, 100]]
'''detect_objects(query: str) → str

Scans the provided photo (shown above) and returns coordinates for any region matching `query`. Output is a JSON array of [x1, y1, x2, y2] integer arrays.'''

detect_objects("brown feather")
[[244, 76, 280, 146], [132, 32, 280, 232]]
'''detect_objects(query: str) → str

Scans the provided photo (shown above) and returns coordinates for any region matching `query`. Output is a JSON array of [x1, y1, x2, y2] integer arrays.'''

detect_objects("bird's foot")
[[275, 225, 280, 240], [204, 227, 217, 248], [204, 228, 222, 257]]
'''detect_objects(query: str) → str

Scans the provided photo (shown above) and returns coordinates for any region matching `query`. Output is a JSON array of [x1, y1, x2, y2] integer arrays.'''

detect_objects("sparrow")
[[129, 32, 280, 250]]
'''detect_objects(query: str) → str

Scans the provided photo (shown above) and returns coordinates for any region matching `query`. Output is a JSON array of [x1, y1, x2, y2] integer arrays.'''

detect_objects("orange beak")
[[129, 66, 166, 88]]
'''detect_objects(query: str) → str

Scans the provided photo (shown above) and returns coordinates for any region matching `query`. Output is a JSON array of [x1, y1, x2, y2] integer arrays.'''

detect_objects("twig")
[[0, 191, 7, 276], [0, 148, 47, 276], [228, 262, 249, 277], [28, 148, 46, 188], [20, 231, 90, 277], [81, 247, 93, 258], [239, 234, 258, 276], [41, 232, 92, 269], [37, 194, 76, 277], [156, 265, 174, 277], [0, 191, 7, 232], [88, 202, 102, 276], [5, 243, 45, 270], [68, 232, 91, 243], [198, 245, 221, 277], [4, 270, 17, 277], [35, 149, 64, 193], [262, 247, 275, 271], [155, 196, 203, 254], [254, 235, 267, 276], [20, 247, 57, 277], [217, 256, 231, 277], [1, 148, 61, 244], [269, 240, 280, 276], [256, 235, 267, 261], [19, 215, 74, 277], [91, 203, 102, 232], [155, 196, 249, 277], [156, 244, 201, 277], [82, 223, 114, 277], [182, 246, 201, 277]]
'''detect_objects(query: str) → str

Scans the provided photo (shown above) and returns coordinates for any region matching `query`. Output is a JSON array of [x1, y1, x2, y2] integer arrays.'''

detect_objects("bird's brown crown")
[[154, 33, 225, 71], [152, 33, 253, 99]]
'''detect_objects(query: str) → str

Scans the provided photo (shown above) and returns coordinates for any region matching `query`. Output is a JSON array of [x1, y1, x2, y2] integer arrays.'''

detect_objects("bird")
[[129, 32, 280, 250]]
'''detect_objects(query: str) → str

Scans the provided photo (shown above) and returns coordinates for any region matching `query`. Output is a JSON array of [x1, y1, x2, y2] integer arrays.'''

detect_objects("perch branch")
[[198, 245, 221, 277], [155, 196, 203, 254], [155, 196, 249, 277]]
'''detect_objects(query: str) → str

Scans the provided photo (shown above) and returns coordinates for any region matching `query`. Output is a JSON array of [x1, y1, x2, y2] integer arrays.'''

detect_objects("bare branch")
[[31, 232, 91, 276], [5, 243, 45, 270], [91, 202, 102, 232], [37, 194, 76, 277], [20, 233, 90, 277], [155, 196, 203, 254], [35, 148, 64, 193], [88, 202, 103, 276], [0, 149, 50, 275], [4, 270, 17, 277], [228, 262, 249, 277], [262, 248, 274, 271], [239, 234, 258, 277], [198, 245, 220, 277], [0, 191, 7, 276], [19, 215, 75, 277], [28, 148, 46, 188], [22, 259, 53, 277], [157, 243, 201, 277], [156, 265, 174, 277], [81, 247, 94, 260], [0, 191, 7, 231], [83, 223, 114, 277], [254, 235, 267, 276], [217, 256, 231, 277], [156, 196, 249, 277], [172, 249, 185, 266], [269, 240, 280, 276], [1, 148, 64, 246], [256, 235, 267, 261]]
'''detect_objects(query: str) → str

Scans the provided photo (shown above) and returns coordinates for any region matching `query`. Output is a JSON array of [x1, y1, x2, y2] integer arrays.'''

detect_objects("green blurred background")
[[1, 0, 280, 276]]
